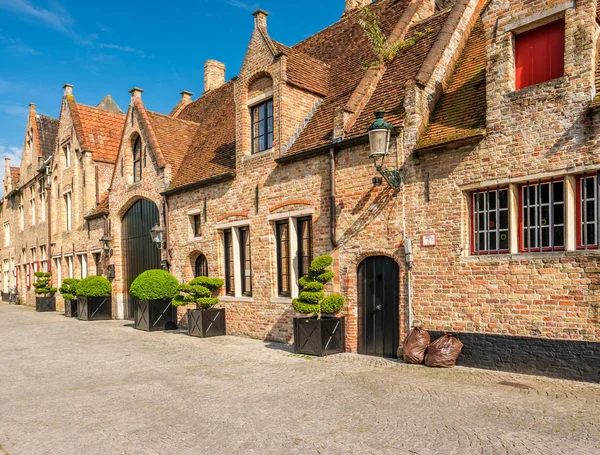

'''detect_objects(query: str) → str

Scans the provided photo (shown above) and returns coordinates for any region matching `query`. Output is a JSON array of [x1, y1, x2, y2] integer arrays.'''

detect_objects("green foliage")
[[292, 255, 345, 318], [76, 276, 112, 297], [33, 272, 56, 296], [359, 7, 431, 69], [129, 269, 180, 301], [59, 278, 80, 301], [172, 276, 224, 310]]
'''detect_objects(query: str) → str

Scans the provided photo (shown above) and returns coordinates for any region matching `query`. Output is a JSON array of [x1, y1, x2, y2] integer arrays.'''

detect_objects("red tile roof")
[[35, 114, 59, 160], [415, 18, 486, 150], [10, 167, 20, 184], [275, 42, 331, 96], [85, 192, 109, 219], [166, 81, 236, 192], [284, 0, 449, 156]]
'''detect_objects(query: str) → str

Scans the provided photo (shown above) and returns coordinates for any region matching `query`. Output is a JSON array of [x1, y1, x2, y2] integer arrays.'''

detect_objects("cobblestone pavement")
[[0, 305, 599, 455]]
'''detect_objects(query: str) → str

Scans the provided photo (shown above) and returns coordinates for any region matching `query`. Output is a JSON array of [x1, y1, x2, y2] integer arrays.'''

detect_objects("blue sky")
[[0, 0, 345, 180]]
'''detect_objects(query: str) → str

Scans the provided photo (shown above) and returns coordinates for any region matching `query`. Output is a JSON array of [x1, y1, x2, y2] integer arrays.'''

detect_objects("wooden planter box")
[[64, 299, 77, 318], [293, 316, 345, 357], [187, 308, 226, 338], [134, 299, 178, 332], [36, 296, 56, 312], [77, 296, 112, 321]]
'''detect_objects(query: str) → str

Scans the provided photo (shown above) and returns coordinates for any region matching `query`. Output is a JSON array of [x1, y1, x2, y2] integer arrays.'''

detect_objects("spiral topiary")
[[292, 255, 345, 318], [129, 270, 180, 301], [172, 276, 225, 310], [33, 272, 57, 297], [59, 278, 80, 301], [76, 276, 112, 297]]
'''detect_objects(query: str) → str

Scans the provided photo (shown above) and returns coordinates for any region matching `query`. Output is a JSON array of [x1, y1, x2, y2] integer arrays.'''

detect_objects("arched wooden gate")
[[121, 199, 161, 320]]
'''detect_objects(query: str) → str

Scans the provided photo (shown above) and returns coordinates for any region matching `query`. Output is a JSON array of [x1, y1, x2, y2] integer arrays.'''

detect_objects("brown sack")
[[424, 333, 463, 368], [402, 327, 431, 364]]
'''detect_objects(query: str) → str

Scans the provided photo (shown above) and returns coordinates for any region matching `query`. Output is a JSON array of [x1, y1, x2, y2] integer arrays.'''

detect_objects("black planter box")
[[294, 316, 345, 357], [134, 299, 178, 332], [77, 296, 112, 321], [64, 299, 77, 318], [36, 296, 56, 312], [188, 308, 226, 338]]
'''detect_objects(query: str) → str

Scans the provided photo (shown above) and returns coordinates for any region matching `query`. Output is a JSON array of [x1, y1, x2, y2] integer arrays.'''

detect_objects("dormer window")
[[251, 99, 273, 154], [515, 20, 564, 90], [133, 136, 142, 182], [63, 143, 71, 169]]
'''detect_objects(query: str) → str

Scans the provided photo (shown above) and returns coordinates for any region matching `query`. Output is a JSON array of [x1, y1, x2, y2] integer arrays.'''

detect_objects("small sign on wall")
[[421, 233, 437, 247]]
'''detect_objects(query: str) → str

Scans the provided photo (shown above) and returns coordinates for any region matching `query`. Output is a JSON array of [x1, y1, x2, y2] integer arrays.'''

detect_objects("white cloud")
[[0, 0, 74, 36], [225, 0, 260, 12], [98, 43, 146, 57], [0, 104, 29, 117], [0, 33, 39, 55]]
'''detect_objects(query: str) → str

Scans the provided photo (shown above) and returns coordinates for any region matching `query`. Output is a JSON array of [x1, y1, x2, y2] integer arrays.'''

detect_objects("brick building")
[[3, 0, 600, 381]]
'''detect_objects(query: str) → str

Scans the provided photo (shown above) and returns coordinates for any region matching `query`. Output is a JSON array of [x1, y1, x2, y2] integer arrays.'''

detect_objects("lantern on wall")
[[367, 110, 403, 190]]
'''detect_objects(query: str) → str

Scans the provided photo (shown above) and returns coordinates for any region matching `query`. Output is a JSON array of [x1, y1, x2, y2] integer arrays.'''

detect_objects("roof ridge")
[[147, 109, 200, 125]]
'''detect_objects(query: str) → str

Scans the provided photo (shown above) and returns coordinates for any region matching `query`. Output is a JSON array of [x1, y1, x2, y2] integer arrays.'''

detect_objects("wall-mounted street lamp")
[[149, 224, 166, 250], [368, 110, 403, 190], [100, 234, 111, 252]]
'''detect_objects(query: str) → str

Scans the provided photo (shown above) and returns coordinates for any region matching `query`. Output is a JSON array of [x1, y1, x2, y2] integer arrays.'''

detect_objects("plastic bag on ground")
[[424, 333, 463, 368], [402, 327, 430, 364]]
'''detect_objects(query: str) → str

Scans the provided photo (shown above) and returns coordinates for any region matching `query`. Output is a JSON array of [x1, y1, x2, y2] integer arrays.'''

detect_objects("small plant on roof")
[[129, 270, 180, 301], [34, 272, 57, 297], [292, 255, 345, 319], [59, 278, 80, 301], [76, 276, 112, 298], [359, 7, 431, 69], [172, 276, 225, 310]]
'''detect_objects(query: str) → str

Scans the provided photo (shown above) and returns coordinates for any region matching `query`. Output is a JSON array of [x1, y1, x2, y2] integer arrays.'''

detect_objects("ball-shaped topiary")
[[129, 270, 180, 301], [59, 278, 80, 301], [292, 255, 345, 318], [33, 272, 57, 296], [172, 276, 225, 310], [76, 276, 112, 298]]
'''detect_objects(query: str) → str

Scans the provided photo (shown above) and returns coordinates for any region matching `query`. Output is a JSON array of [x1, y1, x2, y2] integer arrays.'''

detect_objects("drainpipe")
[[329, 147, 338, 248], [163, 197, 171, 270], [404, 238, 414, 330], [45, 159, 52, 275]]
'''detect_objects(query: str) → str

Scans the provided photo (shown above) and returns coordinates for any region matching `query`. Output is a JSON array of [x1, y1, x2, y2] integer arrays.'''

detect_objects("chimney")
[[29, 103, 36, 115], [180, 90, 193, 103], [204, 60, 226, 93], [344, 0, 371, 15], [253, 9, 268, 31], [5, 158, 10, 180], [129, 87, 144, 101], [63, 84, 73, 96]]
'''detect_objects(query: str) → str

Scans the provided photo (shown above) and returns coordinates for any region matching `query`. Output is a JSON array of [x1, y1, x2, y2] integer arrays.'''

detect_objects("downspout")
[[329, 147, 338, 248], [163, 196, 171, 270]]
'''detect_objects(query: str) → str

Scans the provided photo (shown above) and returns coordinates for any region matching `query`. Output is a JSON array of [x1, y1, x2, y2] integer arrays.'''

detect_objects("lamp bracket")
[[379, 168, 403, 191]]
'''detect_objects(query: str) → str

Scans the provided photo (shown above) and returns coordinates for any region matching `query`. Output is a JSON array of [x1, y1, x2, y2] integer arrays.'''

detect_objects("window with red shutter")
[[515, 20, 565, 90]]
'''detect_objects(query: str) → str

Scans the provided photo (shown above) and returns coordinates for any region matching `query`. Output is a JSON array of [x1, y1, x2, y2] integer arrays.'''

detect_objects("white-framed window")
[[18, 194, 24, 230], [54, 257, 62, 289], [64, 191, 72, 231], [220, 223, 252, 298], [77, 253, 87, 279], [3, 259, 9, 293], [4, 222, 10, 246], [63, 143, 71, 169], [66, 256, 74, 279], [30, 186, 36, 226], [40, 184, 46, 222], [40, 246, 47, 272]]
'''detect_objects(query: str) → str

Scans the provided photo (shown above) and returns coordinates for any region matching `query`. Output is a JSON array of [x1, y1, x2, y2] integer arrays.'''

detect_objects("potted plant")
[[293, 255, 345, 356], [34, 272, 57, 312], [59, 278, 80, 318], [172, 276, 226, 338], [76, 276, 112, 321], [130, 269, 180, 332]]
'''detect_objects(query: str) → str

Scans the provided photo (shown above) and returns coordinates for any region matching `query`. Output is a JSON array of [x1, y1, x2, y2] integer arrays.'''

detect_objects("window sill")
[[220, 296, 254, 303], [243, 148, 274, 162], [462, 249, 600, 262], [271, 297, 293, 305], [507, 76, 567, 99], [127, 181, 143, 189], [188, 236, 203, 242]]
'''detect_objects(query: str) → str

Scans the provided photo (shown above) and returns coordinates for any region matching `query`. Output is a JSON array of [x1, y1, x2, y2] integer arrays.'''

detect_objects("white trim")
[[232, 228, 242, 298], [270, 297, 293, 305], [62, 189, 72, 196], [187, 209, 203, 216], [90, 248, 102, 254], [267, 208, 314, 222], [565, 175, 577, 251], [51, 255, 62, 260], [216, 219, 250, 230], [220, 296, 254, 303], [504, 2, 571, 34], [62, 253, 73, 258], [75, 250, 88, 255], [248, 90, 273, 107]]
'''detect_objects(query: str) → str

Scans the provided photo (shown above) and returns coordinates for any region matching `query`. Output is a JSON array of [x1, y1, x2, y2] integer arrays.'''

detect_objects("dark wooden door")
[[121, 199, 161, 320], [358, 256, 399, 358]]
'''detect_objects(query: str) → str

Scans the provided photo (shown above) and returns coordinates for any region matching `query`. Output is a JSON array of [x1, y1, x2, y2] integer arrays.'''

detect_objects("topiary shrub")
[[172, 276, 225, 310], [293, 255, 345, 318], [59, 278, 79, 301], [76, 276, 112, 298], [129, 270, 179, 301], [33, 272, 57, 297]]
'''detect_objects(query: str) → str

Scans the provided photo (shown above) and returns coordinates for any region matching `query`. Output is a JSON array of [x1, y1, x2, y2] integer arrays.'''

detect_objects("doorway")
[[357, 256, 400, 358], [121, 199, 161, 320]]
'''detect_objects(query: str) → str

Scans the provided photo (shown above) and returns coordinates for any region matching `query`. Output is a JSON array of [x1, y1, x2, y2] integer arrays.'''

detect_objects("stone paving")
[[0, 304, 599, 455]]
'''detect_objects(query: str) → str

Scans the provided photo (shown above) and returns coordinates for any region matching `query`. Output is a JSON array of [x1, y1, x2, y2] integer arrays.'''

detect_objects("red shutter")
[[26, 264, 30, 288], [515, 20, 564, 90]]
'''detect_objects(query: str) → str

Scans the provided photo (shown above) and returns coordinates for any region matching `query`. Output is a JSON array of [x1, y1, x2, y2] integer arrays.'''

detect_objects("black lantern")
[[367, 110, 403, 190], [100, 234, 111, 252], [149, 224, 166, 250]]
